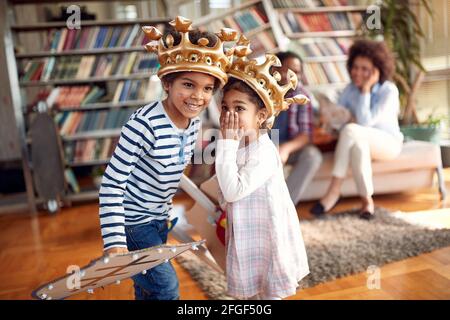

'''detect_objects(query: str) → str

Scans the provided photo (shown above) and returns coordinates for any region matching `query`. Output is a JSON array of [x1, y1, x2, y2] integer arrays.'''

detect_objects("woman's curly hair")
[[347, 40, 395, 84]]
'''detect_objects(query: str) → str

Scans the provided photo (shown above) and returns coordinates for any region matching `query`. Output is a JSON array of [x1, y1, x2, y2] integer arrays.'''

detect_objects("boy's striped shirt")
[[99, 101, 200, 250]]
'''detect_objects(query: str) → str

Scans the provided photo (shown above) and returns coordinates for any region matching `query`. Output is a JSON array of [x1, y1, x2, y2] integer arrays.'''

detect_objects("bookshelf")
[[273, 0, 372, 92], [192, 0, 289, 59], [5, 0, 169, 206]]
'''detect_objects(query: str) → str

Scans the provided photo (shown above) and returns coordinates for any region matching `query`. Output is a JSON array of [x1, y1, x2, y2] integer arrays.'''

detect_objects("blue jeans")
[[125, 219, 179, 300]]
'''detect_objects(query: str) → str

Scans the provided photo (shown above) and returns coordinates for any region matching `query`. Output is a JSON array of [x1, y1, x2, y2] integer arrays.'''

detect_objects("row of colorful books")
[[28, 78, 162, 111], [20, 52, 159, 81], [40, 24, 163, 53], [113, 77, 163, 103], [203, 5, 268, 34], [249, 31, 278, 55], [290, 38, 352, 57], [273, 0, 349, 8], [64, 137, 119, 164], [55, 108, 135, 136], [280, 12, 363, 34], [43, 86, 106, 108], [302, 61, 350, 85]]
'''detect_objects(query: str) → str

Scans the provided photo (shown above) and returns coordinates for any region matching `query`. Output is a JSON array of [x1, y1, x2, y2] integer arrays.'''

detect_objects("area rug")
[[175, 207, 450, 300]]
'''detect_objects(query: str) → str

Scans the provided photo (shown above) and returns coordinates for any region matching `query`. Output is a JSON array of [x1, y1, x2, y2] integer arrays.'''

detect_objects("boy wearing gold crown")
[[98, 16, 237, 300], [215, 36, 310, 300]]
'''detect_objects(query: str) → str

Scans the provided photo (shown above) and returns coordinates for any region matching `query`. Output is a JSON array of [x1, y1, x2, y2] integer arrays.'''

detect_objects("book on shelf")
[[65, 137, 120, 164], [36, 24, 163, 53], [273, 0, 351, 9], [289, 38, 352, 58], [301, 60, 350, 85], [200, 4, 268, 34], [279, 11, 363, 34], [110, 77, 162, 103], [30, 85, 107, 109], [20, 52, 159, 82], [56, 107, 135, 136], [197, 2, 276, 57], [64, 168, 80, 193], [29, 79, 160, 112], [250, 31, 278, 54]]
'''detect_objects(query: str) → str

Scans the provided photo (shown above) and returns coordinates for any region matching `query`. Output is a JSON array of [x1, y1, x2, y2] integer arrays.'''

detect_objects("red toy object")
[[216, 209, 227, 246]]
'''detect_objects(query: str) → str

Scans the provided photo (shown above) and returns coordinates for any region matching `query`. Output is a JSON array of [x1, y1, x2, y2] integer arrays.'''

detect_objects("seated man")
[[272, 51, 323, 206]]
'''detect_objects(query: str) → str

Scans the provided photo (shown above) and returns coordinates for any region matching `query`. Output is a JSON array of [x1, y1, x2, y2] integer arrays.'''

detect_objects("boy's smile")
[[162, 72, 216, 129]]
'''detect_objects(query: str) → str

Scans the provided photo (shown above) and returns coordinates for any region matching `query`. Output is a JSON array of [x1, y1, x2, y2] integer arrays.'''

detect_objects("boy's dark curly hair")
[[347, 40, 395, 84], [160, 26, 221, 91], [162, 25, 218, 48]]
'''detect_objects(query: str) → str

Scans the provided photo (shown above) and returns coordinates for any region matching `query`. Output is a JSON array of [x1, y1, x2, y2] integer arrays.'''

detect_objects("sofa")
[[294, 140, 447, 201]]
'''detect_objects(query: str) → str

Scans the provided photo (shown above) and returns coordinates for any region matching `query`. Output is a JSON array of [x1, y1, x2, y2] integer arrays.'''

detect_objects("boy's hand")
[[104, 247, 129, 256], [220, 111, 243, 141]]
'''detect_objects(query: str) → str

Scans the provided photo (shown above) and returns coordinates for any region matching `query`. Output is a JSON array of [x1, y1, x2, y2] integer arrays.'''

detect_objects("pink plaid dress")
[[215, 134, 310, 299]]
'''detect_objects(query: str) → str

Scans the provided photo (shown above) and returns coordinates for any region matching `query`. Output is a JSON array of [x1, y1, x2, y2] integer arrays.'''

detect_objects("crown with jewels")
[[227, 35, 310, 124], [142, 16, 238, 87]]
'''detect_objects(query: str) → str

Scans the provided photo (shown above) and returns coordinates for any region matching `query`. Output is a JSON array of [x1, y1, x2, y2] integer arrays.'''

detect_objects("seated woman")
[[310, 40, 404, 219]]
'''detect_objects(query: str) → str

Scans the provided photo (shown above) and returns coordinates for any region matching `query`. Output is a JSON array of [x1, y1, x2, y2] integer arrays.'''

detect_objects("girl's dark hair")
[[347, 40, 395, 83], [223, 78, 265, 110], [160, 26, 221, 91]]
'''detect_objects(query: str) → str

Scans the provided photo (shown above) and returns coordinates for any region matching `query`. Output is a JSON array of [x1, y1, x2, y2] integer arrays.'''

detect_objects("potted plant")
[[400, 112, 447, 144]]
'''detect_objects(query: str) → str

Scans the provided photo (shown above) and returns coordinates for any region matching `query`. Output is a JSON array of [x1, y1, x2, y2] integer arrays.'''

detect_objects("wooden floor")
[[0, 169, 449, 300]]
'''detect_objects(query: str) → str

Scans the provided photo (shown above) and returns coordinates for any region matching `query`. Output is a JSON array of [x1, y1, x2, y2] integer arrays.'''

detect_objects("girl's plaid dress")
[[216, 133, 310, 299]]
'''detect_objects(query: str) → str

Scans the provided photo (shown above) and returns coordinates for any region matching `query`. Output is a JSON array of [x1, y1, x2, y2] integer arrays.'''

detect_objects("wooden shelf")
[[62, 129, 121, 141], [11, 18, 170, 32], [192, 0, 262, 27], [19, 73, 152, 87], [16, 47, 147, 59], [66, 190, 99, 202], [245, 23, 271, 38], [304, 82, 348, 90], [11, 0, 120, 3], [287, 30, 360, 38], [276, 5, 368, 13], [67, 159, 110, 167], [57, 100, 149, 112], [302, 55, 348, 63]]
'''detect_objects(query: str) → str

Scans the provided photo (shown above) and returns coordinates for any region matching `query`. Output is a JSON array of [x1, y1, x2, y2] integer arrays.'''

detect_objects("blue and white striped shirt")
[[99, 101, 200, 250]]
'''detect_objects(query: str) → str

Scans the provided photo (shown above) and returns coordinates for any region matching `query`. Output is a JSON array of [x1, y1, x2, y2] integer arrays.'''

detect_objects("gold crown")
[[227, 36, 310, 123], [142, 16, 238, 87]]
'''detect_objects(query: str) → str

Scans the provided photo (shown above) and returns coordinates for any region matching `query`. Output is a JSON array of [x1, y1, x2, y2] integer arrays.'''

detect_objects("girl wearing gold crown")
[[97, 16, 237, 300], [215, 38, 310, 300]]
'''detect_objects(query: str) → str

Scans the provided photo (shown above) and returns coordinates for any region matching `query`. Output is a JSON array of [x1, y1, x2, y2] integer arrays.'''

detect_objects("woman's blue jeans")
[[125, 219, 179, 300]]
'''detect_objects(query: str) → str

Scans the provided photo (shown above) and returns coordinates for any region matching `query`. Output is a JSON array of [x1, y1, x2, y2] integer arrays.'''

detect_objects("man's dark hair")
[[276, 51, 303, 65]]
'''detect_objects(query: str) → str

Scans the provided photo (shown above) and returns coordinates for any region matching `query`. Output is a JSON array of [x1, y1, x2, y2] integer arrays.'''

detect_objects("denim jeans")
[[125, 219, 179, 300]]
